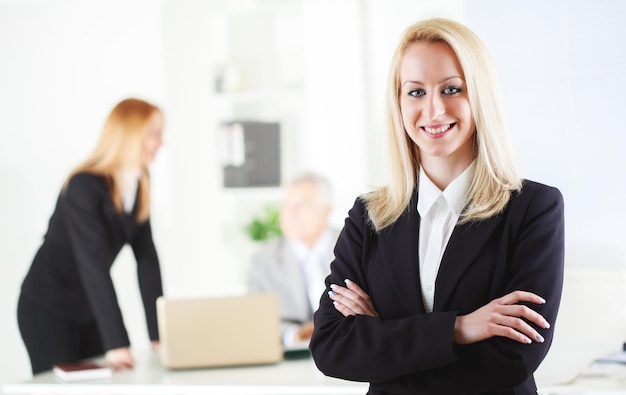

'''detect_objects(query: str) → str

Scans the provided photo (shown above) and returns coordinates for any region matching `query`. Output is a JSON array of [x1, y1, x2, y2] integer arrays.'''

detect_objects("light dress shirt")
[[119, 168, 141, 213], [282, 228, 335, 346], [417, 162, 475, 312]]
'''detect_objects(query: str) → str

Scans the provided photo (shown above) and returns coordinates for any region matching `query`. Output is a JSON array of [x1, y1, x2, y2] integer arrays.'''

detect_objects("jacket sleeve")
[[64, 174, 130, 351], [131, 218, 163, 341]]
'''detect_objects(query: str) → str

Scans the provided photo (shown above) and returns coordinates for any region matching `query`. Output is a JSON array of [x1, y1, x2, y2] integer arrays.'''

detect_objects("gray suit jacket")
[[248, 228, 341, 328]]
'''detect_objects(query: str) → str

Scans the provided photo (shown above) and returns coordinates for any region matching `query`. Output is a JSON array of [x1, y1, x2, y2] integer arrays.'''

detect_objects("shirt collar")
[[417, 169, 443, 218], [417, 161, 476, 217]]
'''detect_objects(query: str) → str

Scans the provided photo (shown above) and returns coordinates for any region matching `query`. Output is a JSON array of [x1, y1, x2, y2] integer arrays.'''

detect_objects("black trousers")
[[17, 295, 104, 375]]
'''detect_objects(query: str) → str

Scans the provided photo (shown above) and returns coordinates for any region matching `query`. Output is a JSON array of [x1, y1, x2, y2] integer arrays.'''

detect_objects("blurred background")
[[1, 0, 625, 386]]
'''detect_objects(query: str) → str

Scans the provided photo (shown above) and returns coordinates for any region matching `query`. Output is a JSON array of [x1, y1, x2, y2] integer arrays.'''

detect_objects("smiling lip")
[[422, 123, 455, 138]]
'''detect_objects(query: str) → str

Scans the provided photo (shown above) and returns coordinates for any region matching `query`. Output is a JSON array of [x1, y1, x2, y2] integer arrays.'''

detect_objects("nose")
[[426, 93, 446, 119], [154, 134, 164, 151]]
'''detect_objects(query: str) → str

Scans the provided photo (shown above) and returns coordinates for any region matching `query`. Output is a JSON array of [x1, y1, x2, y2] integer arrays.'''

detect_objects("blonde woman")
[[310, 19, 564, 394], [18, 98, 164, 374]]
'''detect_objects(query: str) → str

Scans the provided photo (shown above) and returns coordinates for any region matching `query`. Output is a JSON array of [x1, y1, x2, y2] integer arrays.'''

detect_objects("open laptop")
[[156, 293, 284, 369]]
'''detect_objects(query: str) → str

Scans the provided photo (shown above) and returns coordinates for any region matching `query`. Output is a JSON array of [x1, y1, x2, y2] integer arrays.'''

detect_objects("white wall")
[[1, 0, 625, 386], [465, 0, 626, 266], [0, 0, 168, 383]]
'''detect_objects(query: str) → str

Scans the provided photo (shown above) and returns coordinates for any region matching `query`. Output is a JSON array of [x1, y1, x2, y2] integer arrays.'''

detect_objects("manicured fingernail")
[[328, 290, 336, 297], [536, 334, 544, 343], [538, 297, 546, 304], [330, 284, 337, 290], [543, 321, 550, 329], [344, 279, 352, 286]]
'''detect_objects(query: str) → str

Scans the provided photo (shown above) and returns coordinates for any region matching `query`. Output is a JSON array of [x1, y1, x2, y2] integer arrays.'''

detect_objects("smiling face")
[[399, 41, 476, 171]]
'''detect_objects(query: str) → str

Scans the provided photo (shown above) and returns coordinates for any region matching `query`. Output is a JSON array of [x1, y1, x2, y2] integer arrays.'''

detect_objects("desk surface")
[[4, 351, 626, 395], [2, 351, 368, 395]]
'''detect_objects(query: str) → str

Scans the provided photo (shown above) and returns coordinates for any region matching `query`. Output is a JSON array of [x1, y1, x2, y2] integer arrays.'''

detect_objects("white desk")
[[1, 351, 368, 395], [538, 360, 626, 395], [4, 351, 626, 395]]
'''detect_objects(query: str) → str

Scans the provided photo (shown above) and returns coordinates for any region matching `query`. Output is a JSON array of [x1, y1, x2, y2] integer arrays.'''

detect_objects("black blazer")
[[310, 180, 564, 395], [20, 172, 163, 351]]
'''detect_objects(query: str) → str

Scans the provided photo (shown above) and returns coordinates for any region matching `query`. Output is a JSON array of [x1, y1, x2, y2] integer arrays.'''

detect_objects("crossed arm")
[[329, 279, 550, 346]]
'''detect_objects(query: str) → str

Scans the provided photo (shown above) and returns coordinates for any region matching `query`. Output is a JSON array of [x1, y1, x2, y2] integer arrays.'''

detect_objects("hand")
[[453, 290, 551, 345], [328, 279, 380, 319], [105, 347, 135, 370], [294, 322, 314, 343]]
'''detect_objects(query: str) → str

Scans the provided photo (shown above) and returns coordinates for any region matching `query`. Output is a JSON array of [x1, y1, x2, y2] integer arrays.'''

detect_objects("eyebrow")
[[401, 76, 464, 86]]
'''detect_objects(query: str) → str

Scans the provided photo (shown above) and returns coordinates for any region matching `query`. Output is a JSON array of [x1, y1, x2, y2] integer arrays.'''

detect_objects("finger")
[[345, 279, 378, 303], [498, 304, 550, 329], [329, 287, 363, 313], [344, 279, 367, 296], [344, 279, 377, 303], [495, 315, 545, 344], [123, 357, 135, 369], [344, 280, 381, 319], [111, 357, 133, 369], [329, 283, 380, 318], [499, 290, 546, 306], [488, 322, 533, 344], [331, 283, 368, 307], [329, 283, 352, 298], [332, 300, 357, 317], [330, 286, 371, 315]]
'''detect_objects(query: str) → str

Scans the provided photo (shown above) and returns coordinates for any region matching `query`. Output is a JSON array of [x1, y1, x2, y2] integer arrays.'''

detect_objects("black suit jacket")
[[310, 180, 564, 395], [20, 172, 163, 351]]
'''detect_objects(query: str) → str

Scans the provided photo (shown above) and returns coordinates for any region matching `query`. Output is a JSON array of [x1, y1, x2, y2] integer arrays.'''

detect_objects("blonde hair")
[[364, 18, 521, 231], [65, 98, 162, 222]]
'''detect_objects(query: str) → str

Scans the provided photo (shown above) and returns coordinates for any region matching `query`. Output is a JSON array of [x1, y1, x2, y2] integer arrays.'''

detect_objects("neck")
[[120, 167, 142, 177], [420, 155, 473, 191]]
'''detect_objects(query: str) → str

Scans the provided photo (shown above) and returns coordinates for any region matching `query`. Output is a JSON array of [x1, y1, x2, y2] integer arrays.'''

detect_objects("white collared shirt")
[[417, 162, 475, 312], [119, 168, 141, 213], [289, 228, 335, 309]]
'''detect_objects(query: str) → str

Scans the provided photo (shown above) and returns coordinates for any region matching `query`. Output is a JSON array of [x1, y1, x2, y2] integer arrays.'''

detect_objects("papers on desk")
[[53, 361, 113, 381], [561, 349, 626, 388], [594, 350, 626, 364]]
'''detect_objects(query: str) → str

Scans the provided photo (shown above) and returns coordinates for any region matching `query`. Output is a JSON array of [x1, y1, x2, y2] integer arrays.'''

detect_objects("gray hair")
[[288, 172, 333, 206]]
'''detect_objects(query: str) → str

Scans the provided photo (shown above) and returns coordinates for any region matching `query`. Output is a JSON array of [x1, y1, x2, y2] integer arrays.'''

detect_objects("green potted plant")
[[245, 204, 282, 242]]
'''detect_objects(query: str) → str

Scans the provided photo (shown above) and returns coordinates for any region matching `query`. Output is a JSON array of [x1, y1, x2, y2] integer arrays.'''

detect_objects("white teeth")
[[424, 124, 451, 134]]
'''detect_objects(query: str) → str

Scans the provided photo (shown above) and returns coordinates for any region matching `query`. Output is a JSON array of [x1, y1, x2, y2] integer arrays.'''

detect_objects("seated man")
[[248, 173, 339, 348]]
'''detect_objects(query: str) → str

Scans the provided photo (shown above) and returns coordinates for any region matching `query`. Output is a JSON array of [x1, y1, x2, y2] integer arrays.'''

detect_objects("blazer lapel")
[[378, 191, 425, 315], [433, 214, 503, 311]]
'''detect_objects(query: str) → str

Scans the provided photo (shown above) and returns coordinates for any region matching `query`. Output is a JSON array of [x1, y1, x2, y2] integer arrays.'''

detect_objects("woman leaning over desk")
[[309, 18, 565, 395], [18, 98, 164, 374]]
